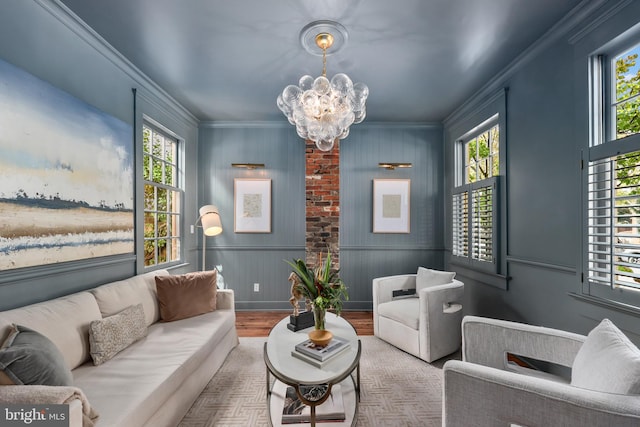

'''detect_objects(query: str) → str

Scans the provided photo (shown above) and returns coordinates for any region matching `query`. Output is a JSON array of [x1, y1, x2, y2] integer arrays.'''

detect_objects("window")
[[452, 120, 500, 271], [586, 39, 640, 305], [143, 124, 182, 267]]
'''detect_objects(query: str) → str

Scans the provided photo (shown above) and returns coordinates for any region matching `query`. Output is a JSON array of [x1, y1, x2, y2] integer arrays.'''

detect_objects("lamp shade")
[[199, 205, 223, 236]]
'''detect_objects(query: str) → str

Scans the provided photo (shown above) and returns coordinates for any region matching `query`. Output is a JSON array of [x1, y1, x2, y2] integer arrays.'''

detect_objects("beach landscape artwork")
[[0, 58, 134, 270]]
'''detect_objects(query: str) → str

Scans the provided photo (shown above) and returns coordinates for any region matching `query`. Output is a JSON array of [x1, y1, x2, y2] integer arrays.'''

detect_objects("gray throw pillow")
[[0, 324, 73, 386], [89, 303, 147, 366], [571, 318, 640, 394], [416, 267, 456, 295]]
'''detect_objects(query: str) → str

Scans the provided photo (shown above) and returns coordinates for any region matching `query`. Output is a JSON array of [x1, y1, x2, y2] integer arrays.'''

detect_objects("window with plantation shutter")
[[452, 119, 500, 273], [583, 37, 640, 309]]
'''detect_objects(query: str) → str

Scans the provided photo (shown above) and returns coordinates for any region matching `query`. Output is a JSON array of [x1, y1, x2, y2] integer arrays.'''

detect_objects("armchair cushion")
[[377, 298, 419, 330], [571, 318, 640, 395], [416, 267, 456, 294]]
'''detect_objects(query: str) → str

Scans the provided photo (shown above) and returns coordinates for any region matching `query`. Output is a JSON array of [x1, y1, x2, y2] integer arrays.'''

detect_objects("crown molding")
[[568, 0, 634, 45], [200, 120, 441, 130]]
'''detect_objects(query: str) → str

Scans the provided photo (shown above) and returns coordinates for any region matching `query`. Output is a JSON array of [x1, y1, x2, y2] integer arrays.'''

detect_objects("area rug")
[[178, 336, 459, 427]]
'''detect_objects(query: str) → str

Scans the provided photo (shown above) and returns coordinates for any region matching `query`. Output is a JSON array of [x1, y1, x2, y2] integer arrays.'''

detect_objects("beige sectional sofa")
[[0, 269, 239, 427]]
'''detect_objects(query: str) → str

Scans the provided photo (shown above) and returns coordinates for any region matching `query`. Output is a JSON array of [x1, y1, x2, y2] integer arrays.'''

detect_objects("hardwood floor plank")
[[236, 311, 373, 337]]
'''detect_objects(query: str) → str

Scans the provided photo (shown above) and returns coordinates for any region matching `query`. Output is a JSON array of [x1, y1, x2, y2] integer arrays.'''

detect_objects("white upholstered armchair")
[[443, 316, 640, 427], [372, 268, 464, 363]]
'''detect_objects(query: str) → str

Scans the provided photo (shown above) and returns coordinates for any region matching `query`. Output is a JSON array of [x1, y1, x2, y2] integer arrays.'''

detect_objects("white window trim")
[[142, 121, 184, 269]]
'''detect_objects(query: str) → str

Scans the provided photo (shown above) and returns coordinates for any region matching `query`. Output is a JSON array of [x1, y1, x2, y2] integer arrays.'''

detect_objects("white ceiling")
[[59, 0, 583, 123]]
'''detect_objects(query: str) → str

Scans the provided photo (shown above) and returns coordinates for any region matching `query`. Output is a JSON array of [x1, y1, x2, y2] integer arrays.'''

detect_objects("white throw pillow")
[[571, 318, 640, 395], [415, 267, 456, 295]]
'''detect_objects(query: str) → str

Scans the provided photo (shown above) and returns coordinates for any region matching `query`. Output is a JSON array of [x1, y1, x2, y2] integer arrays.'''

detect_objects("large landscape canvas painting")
[[0, 58, 134, 270]]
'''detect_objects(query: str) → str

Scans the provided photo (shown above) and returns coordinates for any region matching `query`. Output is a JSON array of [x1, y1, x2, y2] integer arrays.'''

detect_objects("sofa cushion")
[[155, 270, 217, 322], [0, 324, 73, 386], [90, 269, 169, 327], [0, 291, 101, 370], [377, 298, 419, 330], [571, 318, 640, 394], [416, 267, 456, 295], [89, 304, 148, 366], [73, 309, 236, 426]]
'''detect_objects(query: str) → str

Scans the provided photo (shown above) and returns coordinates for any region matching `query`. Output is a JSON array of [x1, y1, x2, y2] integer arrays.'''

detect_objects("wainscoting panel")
[[207, 247, 304, 310]]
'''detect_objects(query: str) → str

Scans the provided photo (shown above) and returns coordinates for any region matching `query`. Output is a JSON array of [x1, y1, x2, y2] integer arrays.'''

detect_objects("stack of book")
[[281, 384, 346, 424], [291, 336, 350, 368]]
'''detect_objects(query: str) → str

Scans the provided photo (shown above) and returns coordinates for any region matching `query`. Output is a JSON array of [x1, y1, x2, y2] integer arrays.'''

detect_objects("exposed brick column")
[[305, 139, 340, 269]]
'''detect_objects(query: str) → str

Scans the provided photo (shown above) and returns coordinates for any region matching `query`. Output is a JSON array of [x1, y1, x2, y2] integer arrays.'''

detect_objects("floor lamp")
[[195, 205, 223, 271]]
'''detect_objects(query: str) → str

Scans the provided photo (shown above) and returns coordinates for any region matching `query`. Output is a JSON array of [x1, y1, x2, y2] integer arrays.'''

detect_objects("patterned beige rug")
[[178, 336, 459, 427]]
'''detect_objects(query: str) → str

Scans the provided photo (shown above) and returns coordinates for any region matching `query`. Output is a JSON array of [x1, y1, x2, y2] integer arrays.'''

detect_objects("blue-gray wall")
[[444, 0, 640, 343], [3, 0, 640, 346], [198, 123, 444, 310], [0, 1, 199, 310]]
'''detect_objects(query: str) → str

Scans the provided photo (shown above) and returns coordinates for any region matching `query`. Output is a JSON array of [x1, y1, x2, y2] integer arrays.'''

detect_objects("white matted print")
[[373, 179, 410, 233], [234, 179, 271, 233]]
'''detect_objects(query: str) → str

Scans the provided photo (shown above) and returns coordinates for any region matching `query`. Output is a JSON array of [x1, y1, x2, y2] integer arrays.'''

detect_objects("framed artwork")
[[373, 179, 410, 233], [0, 58, 134, 270], [234, 178, 271, 233]]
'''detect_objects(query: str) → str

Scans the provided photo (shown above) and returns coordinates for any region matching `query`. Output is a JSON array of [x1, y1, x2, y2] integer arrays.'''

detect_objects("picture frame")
[[373, 179, 410, 233], [234, 178, 272, 233]]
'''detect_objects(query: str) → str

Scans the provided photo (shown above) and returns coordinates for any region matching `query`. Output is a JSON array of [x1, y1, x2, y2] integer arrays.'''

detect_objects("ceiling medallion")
[[277, 20, 368, 151]]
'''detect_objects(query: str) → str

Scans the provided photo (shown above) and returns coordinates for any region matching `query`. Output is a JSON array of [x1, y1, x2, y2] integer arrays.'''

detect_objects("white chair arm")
[[417, 280, 464, 362], [443, 360, 640, 427], [372, 274, 416, 307], [418, 280, 464, 317], [462, 315, 585, 370]]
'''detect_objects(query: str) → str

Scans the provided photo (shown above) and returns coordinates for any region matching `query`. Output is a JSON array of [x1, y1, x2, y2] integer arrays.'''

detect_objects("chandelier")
[[277, 21, 368, 151]]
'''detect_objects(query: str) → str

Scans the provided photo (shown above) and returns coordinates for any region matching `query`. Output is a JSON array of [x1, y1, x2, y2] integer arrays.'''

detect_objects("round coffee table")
[[264, 312, 361, 426]]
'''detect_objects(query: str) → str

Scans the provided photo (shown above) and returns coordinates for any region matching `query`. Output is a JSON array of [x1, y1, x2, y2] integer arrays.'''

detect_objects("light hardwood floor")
[[235, 311, 373, 337]]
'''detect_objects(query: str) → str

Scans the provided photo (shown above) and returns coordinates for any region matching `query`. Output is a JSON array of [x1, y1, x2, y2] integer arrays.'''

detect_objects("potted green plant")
[[286, 251, 349, 334]]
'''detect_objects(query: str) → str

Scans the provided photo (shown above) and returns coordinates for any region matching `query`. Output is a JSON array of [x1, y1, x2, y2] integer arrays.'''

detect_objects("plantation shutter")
[[452, 191, 468, 257], [472, 185, 494, 262], [587, 151, 640, 291], [452, 177, 498, 271]]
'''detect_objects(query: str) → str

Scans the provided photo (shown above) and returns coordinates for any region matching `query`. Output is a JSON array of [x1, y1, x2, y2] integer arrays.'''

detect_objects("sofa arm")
[[217, 289, 235, 310], [462, 315, 585, 370], [0, 385, 92, 427], [443, 360, 640, 427]]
